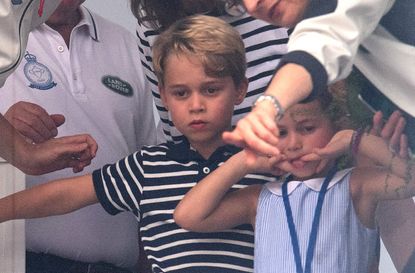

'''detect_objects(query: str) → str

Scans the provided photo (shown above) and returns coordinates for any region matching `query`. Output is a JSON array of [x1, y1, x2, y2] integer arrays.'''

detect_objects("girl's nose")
[[286, 133, 302, 152]]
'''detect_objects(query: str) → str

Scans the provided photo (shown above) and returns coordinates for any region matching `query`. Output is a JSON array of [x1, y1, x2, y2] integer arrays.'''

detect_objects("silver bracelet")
[[254, 95, 284, 121]]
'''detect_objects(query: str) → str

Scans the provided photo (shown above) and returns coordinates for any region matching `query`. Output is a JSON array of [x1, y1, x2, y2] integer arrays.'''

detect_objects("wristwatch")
[[254, 94, 285, 121]]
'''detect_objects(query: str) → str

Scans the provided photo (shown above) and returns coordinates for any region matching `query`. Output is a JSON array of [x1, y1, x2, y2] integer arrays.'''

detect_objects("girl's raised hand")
[[301, 130, 355, 173], [370, 111, 409, 159]]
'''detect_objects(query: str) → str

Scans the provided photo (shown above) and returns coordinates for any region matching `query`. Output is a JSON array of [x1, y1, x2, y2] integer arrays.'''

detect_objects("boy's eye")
[[172, 89, 188, 98], [204, 86, 220, 95]]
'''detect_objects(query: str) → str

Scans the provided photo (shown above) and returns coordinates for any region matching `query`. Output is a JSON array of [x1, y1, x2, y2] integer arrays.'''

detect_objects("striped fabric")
[[136, 13, 289, 142], [93, 141, 275, 273], [254, 169, 379, 273]]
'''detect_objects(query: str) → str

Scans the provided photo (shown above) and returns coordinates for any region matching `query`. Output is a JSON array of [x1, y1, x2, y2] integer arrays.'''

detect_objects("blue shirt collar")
[[165, 139, 241, 163]]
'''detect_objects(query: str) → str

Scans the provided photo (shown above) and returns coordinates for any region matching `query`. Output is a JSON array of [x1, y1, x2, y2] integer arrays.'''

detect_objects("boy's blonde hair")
[[152, 15, 246, 87]]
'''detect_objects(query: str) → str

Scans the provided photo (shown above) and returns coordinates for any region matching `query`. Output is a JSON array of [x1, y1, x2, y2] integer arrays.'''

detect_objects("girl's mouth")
[[290, 158, 305, 169]]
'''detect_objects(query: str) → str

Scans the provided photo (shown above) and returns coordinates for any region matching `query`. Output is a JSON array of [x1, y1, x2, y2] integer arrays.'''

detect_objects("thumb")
[[50, 114, 65, 127]]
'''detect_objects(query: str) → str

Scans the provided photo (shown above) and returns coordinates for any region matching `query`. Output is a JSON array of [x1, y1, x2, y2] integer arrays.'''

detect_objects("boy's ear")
[[159, 85, 169, 110], [235, 78, 248, 105]]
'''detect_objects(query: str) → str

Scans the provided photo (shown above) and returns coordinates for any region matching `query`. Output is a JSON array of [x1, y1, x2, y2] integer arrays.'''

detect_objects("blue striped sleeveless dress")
[[254, 168, 379, 273]]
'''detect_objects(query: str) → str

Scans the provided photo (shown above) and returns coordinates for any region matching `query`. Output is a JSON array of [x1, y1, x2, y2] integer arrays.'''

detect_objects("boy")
[[0, 15, 274, 273], [174, 89, 413, 272]]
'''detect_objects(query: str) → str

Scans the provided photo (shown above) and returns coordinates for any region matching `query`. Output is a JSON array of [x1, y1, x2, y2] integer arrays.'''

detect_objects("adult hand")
[[4, 101, 65, 143], [223, 100, 280, 160], [16, 134, 98, 175]]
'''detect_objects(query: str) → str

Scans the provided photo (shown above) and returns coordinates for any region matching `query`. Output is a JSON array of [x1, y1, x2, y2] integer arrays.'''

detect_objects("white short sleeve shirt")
[[0, 6, 157, 269]]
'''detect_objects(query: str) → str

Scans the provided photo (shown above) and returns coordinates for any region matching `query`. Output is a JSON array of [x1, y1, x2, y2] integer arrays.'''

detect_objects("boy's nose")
[[189, 94, 205, 112]]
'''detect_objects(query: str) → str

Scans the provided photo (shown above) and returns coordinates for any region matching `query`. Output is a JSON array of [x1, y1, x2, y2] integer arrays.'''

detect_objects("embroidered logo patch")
[[23, 52, 57, 90], [11, 0, 22, 5], [102, 76, 133, 97]]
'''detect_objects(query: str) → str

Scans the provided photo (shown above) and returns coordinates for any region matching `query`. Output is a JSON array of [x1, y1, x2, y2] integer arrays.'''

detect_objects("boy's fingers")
[[232, 121, 280, 156], [222, 130, 246, 148]]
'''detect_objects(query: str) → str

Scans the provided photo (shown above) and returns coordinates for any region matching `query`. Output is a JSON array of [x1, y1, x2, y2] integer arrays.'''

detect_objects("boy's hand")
[[223, 101, 280, 158], [17, 134, 98, 175], [4, 101, 65, 143], [243, 148, 285, 176]]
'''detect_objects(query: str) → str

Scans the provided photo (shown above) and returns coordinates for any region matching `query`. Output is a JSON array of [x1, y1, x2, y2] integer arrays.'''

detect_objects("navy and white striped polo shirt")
[[93, 141, 275, 273], [136, 13, 289, 142]]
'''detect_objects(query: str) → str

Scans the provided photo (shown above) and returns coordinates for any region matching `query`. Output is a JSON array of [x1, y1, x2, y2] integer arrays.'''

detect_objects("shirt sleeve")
[[92, 151, 145, 217], [135, 23, 171, 143], [281, 0, 395, 96]]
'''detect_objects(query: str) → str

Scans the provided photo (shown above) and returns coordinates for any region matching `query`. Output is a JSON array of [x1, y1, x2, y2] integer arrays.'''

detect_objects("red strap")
[[38, 0, 45, 17]]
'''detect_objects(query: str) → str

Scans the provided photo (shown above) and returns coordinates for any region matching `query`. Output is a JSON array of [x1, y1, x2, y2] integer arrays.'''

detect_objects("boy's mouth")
[[189, 120, 207, 129]]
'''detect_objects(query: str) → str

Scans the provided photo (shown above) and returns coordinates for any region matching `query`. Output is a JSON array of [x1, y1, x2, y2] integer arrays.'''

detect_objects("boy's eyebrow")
[[166, 79, 225, 88], [166, 83, 187, 88], [200, 79, 225, 85]]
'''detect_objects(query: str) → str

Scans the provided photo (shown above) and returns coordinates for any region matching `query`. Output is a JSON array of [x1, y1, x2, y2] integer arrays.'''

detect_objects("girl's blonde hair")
[[152, 15, 246, 87]]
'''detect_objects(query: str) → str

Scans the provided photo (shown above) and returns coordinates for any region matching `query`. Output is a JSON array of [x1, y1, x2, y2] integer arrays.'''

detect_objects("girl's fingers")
[[399, 134, 409, 159], [370, 111, 383, 136], [388, 117, 406, 152]]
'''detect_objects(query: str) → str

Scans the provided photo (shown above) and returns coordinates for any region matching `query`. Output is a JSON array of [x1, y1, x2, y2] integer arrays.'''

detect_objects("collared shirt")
[[93, 141, 275, 273], [255, 168, 379, 273], [136, 13, 289, 142], [0, 6, 157, 269], [282, 0, 415, 117]]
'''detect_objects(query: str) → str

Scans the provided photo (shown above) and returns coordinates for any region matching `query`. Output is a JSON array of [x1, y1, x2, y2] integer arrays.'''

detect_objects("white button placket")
[[69, 34, 87, 101]]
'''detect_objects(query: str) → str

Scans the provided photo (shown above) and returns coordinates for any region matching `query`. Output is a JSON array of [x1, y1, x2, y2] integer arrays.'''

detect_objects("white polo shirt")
[[0, 6, 157, 269]]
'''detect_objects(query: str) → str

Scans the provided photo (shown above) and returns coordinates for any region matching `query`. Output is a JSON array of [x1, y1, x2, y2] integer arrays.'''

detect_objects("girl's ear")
[[235, 78, 248, 105], [159, 85, 169, 110]]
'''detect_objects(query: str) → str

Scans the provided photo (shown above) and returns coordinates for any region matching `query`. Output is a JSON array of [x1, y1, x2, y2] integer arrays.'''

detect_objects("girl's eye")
[[301, 126, 316, 134], [279, 129, 287, 137]]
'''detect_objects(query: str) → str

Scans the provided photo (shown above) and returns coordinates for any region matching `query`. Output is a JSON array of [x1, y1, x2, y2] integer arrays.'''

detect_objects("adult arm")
[[0, 174, 97, 223], [224, 0, 396, 156]]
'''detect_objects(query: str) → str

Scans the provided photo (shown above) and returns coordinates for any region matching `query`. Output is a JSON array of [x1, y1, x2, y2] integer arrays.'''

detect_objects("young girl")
[[174, 90, 413, 273]]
